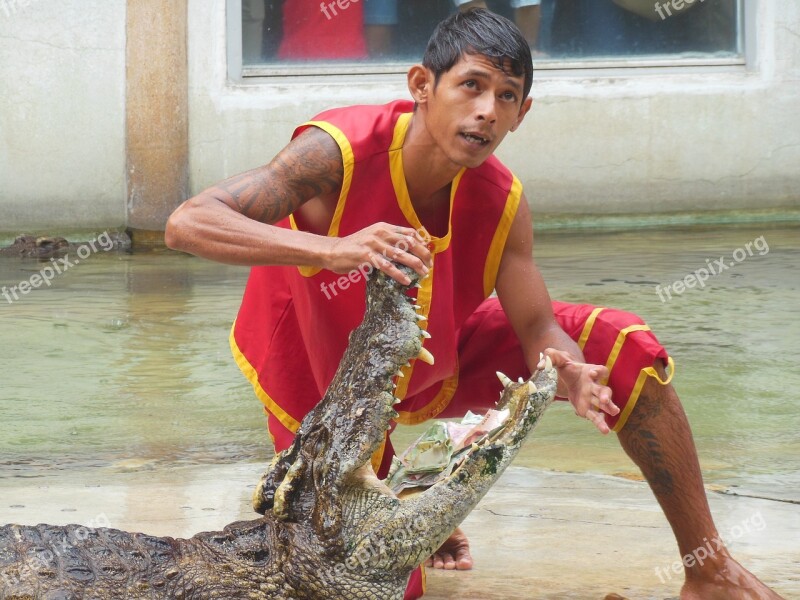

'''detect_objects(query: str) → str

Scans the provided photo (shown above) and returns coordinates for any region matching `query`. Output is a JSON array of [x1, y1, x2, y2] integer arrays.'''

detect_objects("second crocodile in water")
[[0, 265, 556, 599]]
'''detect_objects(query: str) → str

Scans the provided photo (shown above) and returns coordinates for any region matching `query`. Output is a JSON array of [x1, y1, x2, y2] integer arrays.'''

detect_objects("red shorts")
[[442, 298, 673, 429], [261, 298, 672, 599]]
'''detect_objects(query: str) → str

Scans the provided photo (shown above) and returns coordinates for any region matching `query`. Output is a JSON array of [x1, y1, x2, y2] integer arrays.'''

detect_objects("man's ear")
[[510, 96, 534, 133], [408, 64, 433, 106]]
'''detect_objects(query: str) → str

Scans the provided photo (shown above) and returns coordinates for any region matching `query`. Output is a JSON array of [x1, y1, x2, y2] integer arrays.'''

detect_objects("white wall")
[[0, 1, 796, 233], [0, 0, 127, 232], [188, 0, 800, 219]]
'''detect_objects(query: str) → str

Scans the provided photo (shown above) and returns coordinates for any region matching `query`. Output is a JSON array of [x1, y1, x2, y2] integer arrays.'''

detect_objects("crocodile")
[[0, 232, 131, 259], [0, 264, 556, 599], [0, 235, 70, 259]]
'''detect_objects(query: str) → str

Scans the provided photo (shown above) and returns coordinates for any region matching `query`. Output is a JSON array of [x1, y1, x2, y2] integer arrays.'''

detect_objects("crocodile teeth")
[[417, 348, 435, 365], [420, 329, 431, 339], [404, 362, 411, 368], [415, 314, 427, 322], [413, 282, 422, 288], [496, 371, 513, 388], [395, 370, 404, 378], [537, 352, 557, 371], [517, 377, 524, 384], [527, 381, 537, 394], [393, 397, 402, 405], [412, 304, 422, 310]]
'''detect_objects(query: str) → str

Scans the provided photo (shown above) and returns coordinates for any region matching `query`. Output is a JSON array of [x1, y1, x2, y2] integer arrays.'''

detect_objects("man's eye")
[[463, 80, 477, 88], [502, 92, 517, 102]]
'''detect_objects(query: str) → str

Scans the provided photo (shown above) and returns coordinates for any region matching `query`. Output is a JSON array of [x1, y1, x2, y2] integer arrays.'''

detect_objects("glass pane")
[[241, 0, 740, 67]]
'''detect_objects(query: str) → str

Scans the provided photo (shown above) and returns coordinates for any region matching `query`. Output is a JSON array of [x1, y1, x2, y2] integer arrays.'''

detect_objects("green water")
[[0, 224, 798, 502]]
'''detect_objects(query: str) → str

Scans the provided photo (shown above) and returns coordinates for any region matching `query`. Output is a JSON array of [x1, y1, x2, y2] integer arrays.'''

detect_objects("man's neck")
[[402, 112, 463, 211]]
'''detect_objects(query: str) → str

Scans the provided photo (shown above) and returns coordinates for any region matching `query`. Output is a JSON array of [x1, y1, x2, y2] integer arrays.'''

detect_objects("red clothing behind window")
[[279, 0, 367, 60]]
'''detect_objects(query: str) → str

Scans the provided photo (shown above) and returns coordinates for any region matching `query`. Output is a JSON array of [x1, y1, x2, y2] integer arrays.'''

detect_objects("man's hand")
[[542, 348, 618, 434], [325, 223, 432, 285]]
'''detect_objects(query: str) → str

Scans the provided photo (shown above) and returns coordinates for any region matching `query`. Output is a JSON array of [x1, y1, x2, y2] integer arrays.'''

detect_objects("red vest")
[[231, 100, 522, 433]]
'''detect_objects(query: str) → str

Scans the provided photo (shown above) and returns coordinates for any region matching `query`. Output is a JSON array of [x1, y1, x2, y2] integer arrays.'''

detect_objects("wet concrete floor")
[[3, 464, 797, 599]]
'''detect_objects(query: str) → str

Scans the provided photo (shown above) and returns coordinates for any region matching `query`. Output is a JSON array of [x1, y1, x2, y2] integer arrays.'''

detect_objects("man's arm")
[[494, 194, 617, 433], [165, 127, 430, 283]]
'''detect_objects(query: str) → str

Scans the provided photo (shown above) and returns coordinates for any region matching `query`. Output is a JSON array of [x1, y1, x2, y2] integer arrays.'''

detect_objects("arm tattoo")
[[212, 127, 344, 224]]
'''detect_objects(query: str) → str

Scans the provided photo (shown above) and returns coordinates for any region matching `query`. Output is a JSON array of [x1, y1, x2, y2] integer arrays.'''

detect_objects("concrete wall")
[[0, 1, 797, 233], [0, 0, 127, 231], [188, 0, 800, 219]]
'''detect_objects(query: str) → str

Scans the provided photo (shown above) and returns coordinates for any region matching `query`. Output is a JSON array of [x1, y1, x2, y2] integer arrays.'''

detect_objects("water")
[[0, 223, 798, 503]]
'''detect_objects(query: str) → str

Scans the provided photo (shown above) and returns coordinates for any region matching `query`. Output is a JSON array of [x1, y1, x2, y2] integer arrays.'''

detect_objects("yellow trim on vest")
[[389, 112, 464, 253], [289, 120, 355, 277], [229, 321, 301, 433], [395, 367, 460, 426], [601, 324, 652, 385], [371, 434, 388, 474], [392, 259, 435, 401], [385, 112, 469, 422], [483, 175, 522, 298], [577, 307, 605, 350], [613, 356, 676, 432]]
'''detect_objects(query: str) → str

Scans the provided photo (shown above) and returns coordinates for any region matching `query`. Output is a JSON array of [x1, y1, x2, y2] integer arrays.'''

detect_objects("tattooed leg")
[[618, 359, 783, 599]]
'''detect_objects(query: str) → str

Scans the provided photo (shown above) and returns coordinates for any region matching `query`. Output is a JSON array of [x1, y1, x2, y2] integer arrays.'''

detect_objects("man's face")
[[417, 53, 531, 169]]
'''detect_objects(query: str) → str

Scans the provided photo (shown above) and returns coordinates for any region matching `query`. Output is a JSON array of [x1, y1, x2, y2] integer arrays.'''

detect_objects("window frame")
[[227, 0, 750, 83]]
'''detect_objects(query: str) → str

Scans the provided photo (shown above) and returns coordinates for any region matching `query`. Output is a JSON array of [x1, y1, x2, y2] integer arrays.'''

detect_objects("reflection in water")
[[0, 224, 798, 503], [112, 263, 194, 467]]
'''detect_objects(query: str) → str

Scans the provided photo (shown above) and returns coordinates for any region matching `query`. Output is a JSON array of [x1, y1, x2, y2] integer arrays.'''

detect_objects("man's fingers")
[[373, 225, 431, 278], [589, 365, 610, 383], [592, 385, 618, 416], [542, 348, 573, 368], [378, 245, 430, 283], [379, 224, 432, 268], [585, 409, 611, 435], [369, 252, 414, 285], [392, 232, 432, 270], [385, 238, 430, 274]]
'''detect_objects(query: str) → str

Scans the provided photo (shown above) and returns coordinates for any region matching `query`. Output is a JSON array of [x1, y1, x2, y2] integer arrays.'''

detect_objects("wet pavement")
[[3, 463, 797, 599]]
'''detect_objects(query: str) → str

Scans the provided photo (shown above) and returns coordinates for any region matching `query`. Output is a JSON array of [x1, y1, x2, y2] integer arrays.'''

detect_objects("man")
[[166, 9, 782, 600], [455, 0, 542, 49]]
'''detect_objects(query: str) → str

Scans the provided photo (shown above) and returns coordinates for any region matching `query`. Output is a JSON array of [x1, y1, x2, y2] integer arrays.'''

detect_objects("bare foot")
[[424, 527, 473, 570], [681, 555, 784, 600]]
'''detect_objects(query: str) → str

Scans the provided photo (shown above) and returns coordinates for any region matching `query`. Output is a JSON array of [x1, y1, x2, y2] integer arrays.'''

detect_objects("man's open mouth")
[[461, 132, 490, 146]]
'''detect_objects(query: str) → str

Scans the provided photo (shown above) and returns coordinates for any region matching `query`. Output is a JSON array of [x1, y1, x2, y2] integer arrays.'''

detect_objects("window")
[[240, 0, 742, 74]]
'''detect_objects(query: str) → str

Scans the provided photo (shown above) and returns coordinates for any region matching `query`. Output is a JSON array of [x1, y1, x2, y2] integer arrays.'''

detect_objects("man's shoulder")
[[308, 100, 414, 128], [294, 100, 413, 156]]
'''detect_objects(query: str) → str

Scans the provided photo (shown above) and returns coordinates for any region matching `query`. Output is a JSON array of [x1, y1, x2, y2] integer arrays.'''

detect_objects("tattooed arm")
[[165, 127, 430, 282]]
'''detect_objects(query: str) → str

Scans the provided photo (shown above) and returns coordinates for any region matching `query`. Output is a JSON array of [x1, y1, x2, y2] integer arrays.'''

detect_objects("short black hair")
[[422, 8, 533, 101]]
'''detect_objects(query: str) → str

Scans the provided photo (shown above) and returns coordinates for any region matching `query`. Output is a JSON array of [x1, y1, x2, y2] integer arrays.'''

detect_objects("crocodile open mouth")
[[387, 365, 557, 496]]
